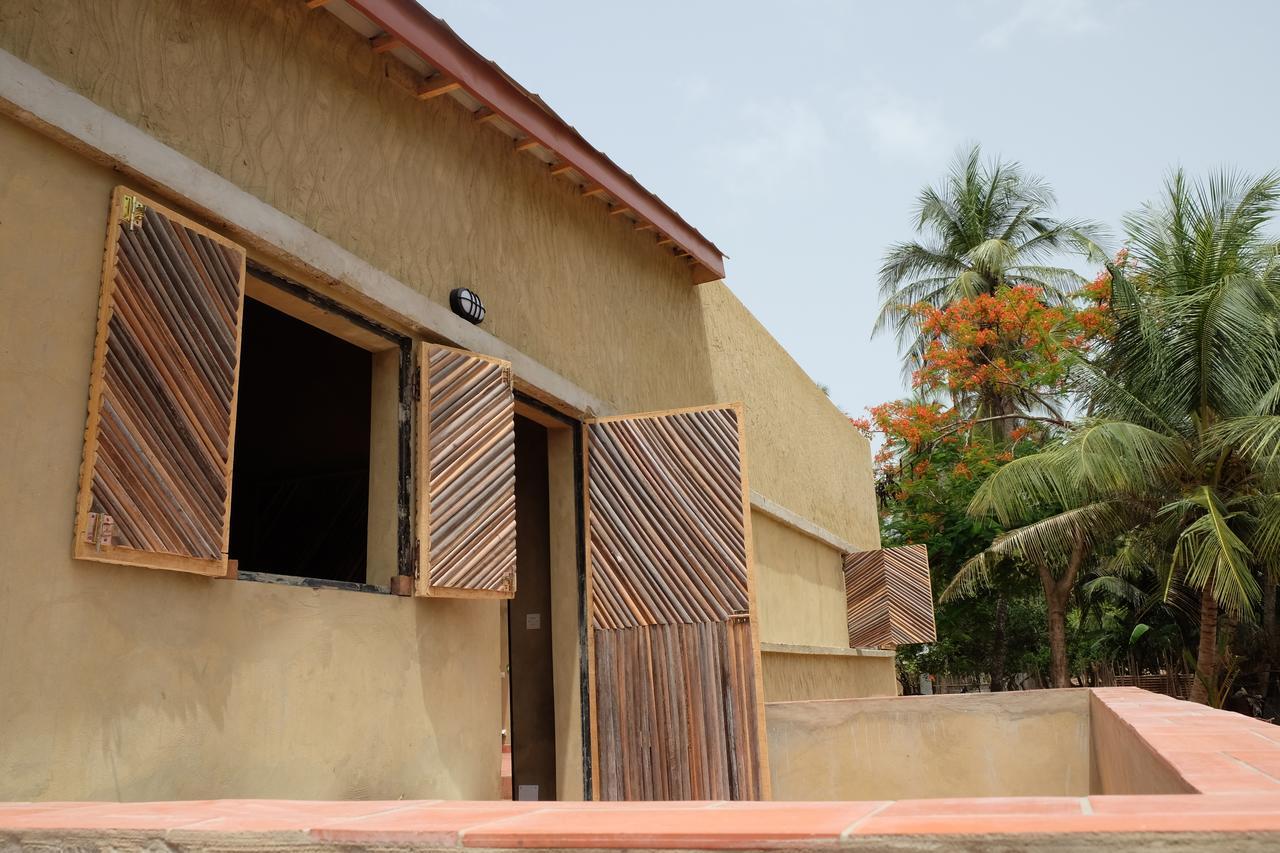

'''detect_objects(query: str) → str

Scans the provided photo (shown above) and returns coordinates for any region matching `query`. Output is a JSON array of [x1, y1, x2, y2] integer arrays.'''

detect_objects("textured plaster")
[[0, 0, 886, 801], [0, 117, 501, 801], [767, 691, 1093, 800]]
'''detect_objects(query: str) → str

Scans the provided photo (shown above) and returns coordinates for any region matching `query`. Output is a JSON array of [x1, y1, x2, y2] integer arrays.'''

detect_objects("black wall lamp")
[[450, 287, 486, 325]]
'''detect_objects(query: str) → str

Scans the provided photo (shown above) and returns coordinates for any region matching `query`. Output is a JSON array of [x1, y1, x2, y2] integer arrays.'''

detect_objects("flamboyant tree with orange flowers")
[[856, 271, 1114, 689]]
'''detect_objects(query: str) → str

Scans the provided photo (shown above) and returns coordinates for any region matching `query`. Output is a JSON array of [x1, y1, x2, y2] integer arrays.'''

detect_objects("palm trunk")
[[1263, 571, 1277, 700], [1046, 594, 1069, 688], [1190, 586, 1219, 705], [989, 594, 1008, 692]]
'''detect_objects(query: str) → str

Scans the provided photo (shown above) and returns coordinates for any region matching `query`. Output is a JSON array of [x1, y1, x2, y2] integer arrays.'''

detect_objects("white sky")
[[419, 0, 1280, 418]]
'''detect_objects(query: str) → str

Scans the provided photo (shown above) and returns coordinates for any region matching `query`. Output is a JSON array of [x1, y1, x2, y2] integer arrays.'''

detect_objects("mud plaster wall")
[[0, 0, 876, 548], [0, 0, 883, 798], [760, 651, 897, 702], [0, 115, 502, 802], [766, 690, 1092, 800]]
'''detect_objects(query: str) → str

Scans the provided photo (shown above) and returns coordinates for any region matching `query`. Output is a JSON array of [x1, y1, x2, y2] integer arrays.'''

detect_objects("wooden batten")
[[415, 343, 517, 599], [304, 0, 331, 9], [634, 221, 655, 232], [416, 74, 461, 100], [549, 161, 576, 176], [608, 205, 633, 217], [473, 107, 499, 123], [581, 183, 607, 198], [369, 32, 401, 53], [656, 236, 674, 247], [583, 403, 768, 800], [514, 137, 541, 152]]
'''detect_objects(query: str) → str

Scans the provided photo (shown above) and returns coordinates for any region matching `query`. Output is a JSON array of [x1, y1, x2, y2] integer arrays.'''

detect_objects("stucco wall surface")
[[1088, 691, 1194, 795], [752, 515, 849, 647], [0, 0, 874, 548], [0, 116, 502, 801], [760, 649, 896, 702], [0, 0, 885, 800], [766, 690, 1092, 800]]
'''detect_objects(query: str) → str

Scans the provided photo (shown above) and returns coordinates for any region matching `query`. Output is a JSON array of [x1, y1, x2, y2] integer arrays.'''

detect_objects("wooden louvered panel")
[[585, 404, 768, 801], [593, 619, 762, 801], [844, 544, 936, 648], [416, 344, 517, 597], [586, 406, 749, 630], [74, 188, 246, 576]]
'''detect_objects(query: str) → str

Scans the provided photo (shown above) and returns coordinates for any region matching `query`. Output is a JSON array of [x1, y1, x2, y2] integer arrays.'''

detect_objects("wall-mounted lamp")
[[450, 287, 486, 324]]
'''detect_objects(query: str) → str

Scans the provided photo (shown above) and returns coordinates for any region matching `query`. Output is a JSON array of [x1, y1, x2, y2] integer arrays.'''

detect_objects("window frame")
[[235, 261, 413, 595]]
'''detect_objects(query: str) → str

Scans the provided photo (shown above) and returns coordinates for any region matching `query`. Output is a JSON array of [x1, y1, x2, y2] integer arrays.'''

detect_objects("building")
[[0, 0, 934, 803]]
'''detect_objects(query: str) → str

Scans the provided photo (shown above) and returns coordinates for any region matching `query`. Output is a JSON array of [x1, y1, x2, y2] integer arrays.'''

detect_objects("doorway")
[[505, 414, 558, 800]]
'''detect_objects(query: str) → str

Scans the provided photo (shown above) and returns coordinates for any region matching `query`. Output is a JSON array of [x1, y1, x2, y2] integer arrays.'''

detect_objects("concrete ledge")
[[761, 642, 894, 658]]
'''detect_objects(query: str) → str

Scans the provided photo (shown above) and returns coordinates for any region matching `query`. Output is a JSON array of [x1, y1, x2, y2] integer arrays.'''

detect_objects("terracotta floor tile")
[[1223, 752, 1280, 783], [880, 797, 1082, 817], [0, 801, 224, 831], [312, 802, 543, 846], [458, 801, 887, 849], [1089, 793, 1280, 814], [179, 799, 427, 832], [855, 812, 1280, 836]]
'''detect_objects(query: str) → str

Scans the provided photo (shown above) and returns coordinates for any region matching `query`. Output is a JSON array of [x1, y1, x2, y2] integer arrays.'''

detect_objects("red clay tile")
[[880, 797, 1082, 817], [855, 812, 1280, 836], [312, 802, 543, 846], [1089, 793, 1280, 814], [458, 801, 887, 849]]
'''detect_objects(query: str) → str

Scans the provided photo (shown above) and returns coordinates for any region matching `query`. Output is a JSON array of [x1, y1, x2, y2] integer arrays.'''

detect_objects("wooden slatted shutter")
[[414, 343, 517, 597], [585, 403, 769, 800], [844, 544, 936, 648], [73, 187, 247, 576]]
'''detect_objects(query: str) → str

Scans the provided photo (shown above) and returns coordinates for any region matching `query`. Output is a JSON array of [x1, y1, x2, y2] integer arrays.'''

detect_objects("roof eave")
[[341, 0, 726, 284]]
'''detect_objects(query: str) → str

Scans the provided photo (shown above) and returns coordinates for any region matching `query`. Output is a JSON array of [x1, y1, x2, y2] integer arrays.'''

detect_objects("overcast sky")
[[421, 0, 1280, 418]]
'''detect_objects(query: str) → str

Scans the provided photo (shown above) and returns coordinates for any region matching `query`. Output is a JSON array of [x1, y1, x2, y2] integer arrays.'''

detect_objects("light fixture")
[[450, 287, 485, 324]]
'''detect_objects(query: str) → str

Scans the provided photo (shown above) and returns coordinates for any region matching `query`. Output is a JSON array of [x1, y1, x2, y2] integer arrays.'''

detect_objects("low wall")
[[766, 690, 1092, 800], [1090, 690, 1195, 794], [760, 645, 896, 702]]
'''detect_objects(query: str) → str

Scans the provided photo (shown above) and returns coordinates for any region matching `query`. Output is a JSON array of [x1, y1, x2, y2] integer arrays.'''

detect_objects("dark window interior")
[[229, 297, 372, 583]]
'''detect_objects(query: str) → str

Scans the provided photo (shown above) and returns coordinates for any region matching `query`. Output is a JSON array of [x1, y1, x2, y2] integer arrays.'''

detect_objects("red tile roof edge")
[[340, 0, 727, 285]]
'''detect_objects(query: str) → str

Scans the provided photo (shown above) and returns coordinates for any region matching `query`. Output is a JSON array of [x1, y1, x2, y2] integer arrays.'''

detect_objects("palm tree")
[[945, 170, 1280, 699], [877, 144, 1103, 396]]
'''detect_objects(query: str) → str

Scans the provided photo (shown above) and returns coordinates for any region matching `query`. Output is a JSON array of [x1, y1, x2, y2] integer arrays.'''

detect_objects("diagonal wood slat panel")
[[844, 545, 936, 648], [418, 345, 517, 597], [75, 189, 246, 575], [587, 407, 749, 630], [586, 405, 766, 801]]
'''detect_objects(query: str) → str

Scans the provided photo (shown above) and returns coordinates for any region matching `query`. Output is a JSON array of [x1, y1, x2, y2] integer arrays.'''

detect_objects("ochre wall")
[[752, 515, 849, 647], [0, 116, 501, 801], [766, 691, 1092, 800], [0, 0, 874, 548], [1089, 691, 1194, 795], [0, 0, 886, 801], [760, 649, 897, 702]]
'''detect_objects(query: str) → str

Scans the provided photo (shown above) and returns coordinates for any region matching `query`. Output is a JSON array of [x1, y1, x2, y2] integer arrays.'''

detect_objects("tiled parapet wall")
[[1090, 686, 1280, 794], [1, 689, 1278, 850]]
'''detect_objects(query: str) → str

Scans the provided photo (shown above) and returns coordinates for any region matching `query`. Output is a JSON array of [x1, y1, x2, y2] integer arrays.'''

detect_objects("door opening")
[[505, 414, 558, 800]]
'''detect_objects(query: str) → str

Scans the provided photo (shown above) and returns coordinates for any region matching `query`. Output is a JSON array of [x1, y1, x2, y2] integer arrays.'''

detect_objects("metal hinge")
[[121, 195, 146, 230]]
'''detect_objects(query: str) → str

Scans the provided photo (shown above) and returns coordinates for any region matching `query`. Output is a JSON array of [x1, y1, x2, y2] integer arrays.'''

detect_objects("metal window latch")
[[121, 195, 146, 230]]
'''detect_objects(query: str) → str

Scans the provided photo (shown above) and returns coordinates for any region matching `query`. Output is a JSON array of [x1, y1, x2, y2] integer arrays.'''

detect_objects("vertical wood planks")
[[844, 544, 936, 648], [73, 187, 246, 576], [585, 404, 767, 801], [416, 343, 517, 597]]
